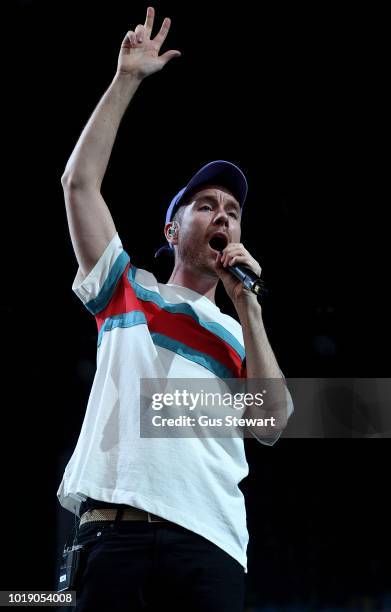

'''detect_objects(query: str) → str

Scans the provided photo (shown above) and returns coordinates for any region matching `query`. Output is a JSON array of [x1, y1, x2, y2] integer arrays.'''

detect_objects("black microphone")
[[209, 236, 267, 297]]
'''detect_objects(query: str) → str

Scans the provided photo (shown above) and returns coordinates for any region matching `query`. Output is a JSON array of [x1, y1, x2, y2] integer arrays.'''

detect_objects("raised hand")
[[117, 6, 182, 80]]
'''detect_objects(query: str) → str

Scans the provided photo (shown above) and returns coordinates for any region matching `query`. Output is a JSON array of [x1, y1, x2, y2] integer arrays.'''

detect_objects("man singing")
[[58, 7, 293, 611]]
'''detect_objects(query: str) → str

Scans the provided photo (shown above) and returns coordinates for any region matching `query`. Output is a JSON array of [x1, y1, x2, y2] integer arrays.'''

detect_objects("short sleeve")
[[72, 233, 130, 315], [251, 369, 294, 446]]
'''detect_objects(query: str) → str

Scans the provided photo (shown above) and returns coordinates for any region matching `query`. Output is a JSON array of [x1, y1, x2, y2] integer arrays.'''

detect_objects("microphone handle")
[[227, 264, 264, 296]]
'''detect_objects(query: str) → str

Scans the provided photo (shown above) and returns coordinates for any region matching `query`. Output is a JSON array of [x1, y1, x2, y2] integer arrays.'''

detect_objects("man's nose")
[[212, 210, 229, 227]]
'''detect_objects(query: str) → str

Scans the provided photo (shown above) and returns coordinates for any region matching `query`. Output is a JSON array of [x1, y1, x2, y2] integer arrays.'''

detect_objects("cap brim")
[[154, 244, 174, 258]]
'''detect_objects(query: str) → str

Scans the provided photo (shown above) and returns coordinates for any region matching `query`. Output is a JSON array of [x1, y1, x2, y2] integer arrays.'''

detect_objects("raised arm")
[[61, 6, 181, 277]]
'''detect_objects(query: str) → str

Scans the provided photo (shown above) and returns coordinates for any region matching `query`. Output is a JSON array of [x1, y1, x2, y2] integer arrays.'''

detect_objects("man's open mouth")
[[208, 233, 229, 253]]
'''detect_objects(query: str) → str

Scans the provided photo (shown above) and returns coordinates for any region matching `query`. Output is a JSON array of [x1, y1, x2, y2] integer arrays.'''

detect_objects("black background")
[[3, 1, 389, 609]]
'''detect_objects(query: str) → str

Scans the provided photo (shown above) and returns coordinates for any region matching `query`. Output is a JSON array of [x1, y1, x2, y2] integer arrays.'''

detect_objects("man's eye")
[[200, 205, 212, 211], [228, 212, 238, 218]]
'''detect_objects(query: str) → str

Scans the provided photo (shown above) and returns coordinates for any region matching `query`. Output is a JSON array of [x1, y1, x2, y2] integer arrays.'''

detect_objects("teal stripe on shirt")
[[97, 310, 147, 347], [97, 317, 235, 377], [127, 266, 245, 361], [151, 332, 236, 378], [85, 250, 130, 315]]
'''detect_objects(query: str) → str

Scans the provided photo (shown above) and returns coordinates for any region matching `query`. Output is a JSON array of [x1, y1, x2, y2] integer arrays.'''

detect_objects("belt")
[[79, 507, 169, 527]]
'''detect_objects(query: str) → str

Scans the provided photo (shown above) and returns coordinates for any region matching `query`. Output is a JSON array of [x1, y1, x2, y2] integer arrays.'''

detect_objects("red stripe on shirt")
[[95, 264, 246, 378], [141, 299, 243, 377], [95, 263, 140, 332]]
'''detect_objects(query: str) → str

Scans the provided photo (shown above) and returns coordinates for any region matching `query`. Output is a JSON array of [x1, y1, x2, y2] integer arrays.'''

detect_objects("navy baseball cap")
[[155, 160, 248, 257]]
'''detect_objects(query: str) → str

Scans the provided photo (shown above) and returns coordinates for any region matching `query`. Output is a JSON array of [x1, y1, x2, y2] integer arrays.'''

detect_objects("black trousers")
[[72, 502, 246, 612]]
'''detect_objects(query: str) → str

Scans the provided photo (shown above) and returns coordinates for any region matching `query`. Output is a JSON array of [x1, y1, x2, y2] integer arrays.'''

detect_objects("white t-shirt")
[[57, 232, 285, 572]]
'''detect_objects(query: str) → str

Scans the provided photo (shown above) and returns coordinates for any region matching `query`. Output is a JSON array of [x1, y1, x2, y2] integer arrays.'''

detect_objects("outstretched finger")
[[160, 49, 182, 65], [153, 17, 171, 49], [144, 6, 155, 36]]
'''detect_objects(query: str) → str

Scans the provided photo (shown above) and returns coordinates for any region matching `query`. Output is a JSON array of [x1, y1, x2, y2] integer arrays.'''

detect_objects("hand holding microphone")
[[209, 235, 266, 298]]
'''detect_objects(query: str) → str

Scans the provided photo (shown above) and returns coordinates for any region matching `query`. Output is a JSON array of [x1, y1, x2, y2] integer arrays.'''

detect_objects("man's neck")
[[167, 265, 218, 304]]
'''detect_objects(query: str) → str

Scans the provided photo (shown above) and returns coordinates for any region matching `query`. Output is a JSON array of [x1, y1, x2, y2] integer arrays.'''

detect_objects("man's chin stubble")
[[180, 247, 218, 279]]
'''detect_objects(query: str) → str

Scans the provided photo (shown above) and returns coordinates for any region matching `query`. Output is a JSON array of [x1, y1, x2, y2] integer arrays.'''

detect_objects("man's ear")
[[164, 221, 179, 246]]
